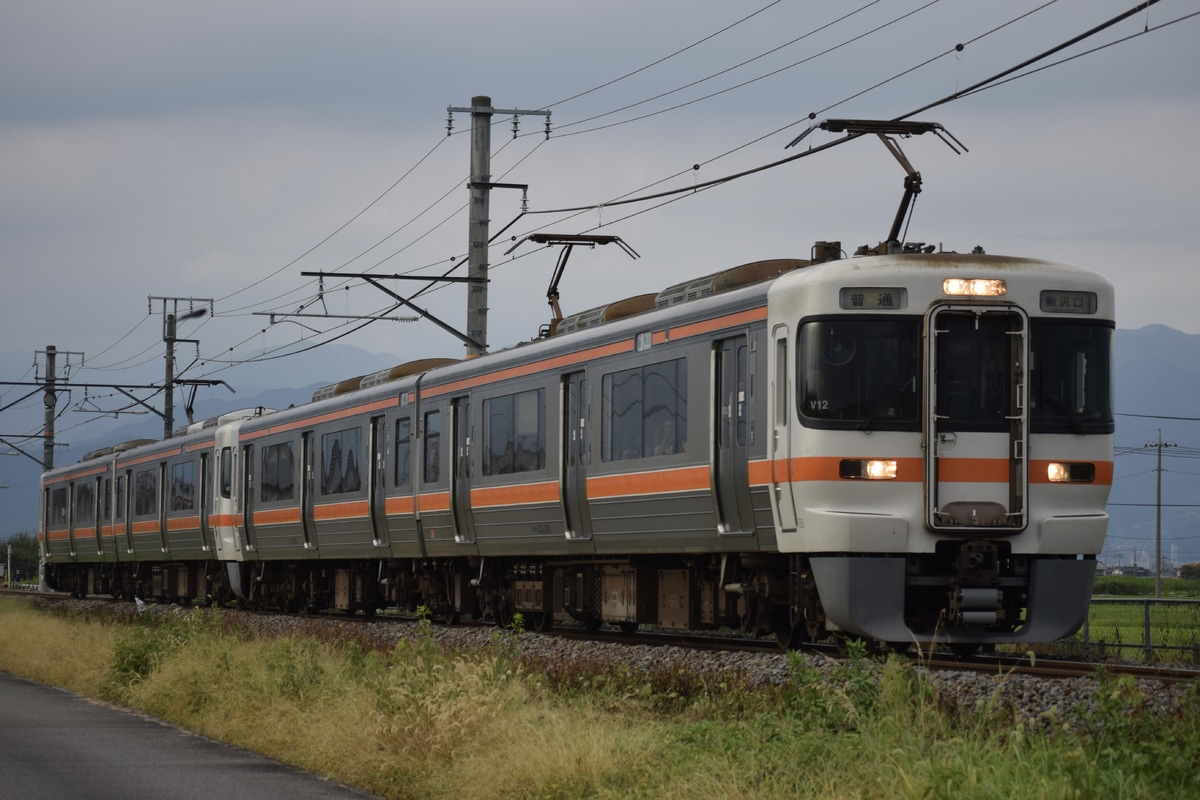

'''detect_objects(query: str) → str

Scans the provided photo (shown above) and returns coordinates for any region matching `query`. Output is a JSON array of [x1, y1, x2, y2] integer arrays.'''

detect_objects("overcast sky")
[[2, 0, 1198, 414]]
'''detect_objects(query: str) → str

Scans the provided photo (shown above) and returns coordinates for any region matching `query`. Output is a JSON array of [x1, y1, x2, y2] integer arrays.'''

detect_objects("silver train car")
[[39, 246, 1114, 647]]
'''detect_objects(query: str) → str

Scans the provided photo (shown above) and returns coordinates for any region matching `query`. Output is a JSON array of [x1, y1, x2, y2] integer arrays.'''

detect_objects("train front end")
[[768, 251, 1114, 645]]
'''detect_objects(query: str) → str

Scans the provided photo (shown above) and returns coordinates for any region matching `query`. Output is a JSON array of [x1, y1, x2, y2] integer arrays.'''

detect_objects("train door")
[[66, 481, 77, 556], [198, 453, 212, 551], [157, 463, 169, 553], [714, 336, 755, 536], [103, 475, 116, 559], [770, 326, 799, 532], [300, 432, 317, 549], [451, 397, 476, 545], [91, 476, 103, 555], [561, 371, 593, 541], [369, 415, 389, 547], [926, 306, 1029, 531], [213, 443, 236, 558], [118, 472, 132, 553], [241, 444, 257, 551]]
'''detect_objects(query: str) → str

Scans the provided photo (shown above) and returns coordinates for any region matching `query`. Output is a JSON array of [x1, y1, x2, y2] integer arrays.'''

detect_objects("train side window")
[[103, 478, 112, 520], [321, 428, 363, 495], [260, 442, 296, 502], [49, 487, 68, 526], [220, 447, 233, 499], [395, 417, 412, 489], [134, 468, 158, 517], [423, 410, 441, 483], [601, 357, 688, 461], [483, 388, 547, 475], [171, 461, 196, 511], [75, 482, 95, 525]]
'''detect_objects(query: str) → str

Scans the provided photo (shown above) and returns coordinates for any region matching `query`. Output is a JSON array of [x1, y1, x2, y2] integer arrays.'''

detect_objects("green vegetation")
[[1, 596, 1198, 799], [0, 531, 39, 586], [1093, 576, 1200, 598]]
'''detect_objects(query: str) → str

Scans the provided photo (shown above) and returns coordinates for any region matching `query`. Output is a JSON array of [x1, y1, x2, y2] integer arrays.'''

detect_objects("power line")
[[553, 0, 908, 135], [510, 1, 1170, 222], [541, 0, 789, 111]]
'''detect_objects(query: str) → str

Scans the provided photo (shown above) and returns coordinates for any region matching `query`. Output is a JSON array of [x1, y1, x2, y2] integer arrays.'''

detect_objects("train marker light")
[[943, 278, 1006, 297], [839, 458, 898, 480], [1047, 462, 1095, 483]]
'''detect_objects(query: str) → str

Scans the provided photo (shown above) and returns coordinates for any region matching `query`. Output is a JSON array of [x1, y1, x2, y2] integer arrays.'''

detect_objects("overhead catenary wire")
[[218, 0, 1190, 376], [33, 2, 1195, 402], [539, 0, 789, 111], [551, 0, 906, 135], [51, 3, 1133, 376]]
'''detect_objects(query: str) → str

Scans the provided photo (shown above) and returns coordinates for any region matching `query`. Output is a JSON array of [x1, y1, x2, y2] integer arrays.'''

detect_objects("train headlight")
[[1047, 462, 1096, 483], [839, 458, 898, 480], [943, 278, 1006, 297]]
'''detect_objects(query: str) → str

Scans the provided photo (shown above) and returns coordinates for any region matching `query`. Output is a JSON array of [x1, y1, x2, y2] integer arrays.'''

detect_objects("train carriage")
[[40, 245, 1114, 647]]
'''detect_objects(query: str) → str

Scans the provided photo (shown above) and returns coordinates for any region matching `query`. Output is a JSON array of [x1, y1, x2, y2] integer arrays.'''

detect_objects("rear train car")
[[39, 246, 1113, 647]]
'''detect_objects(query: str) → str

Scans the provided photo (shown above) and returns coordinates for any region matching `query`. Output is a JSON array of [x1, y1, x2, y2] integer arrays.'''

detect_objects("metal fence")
[[1063, 598, 1200, 664]]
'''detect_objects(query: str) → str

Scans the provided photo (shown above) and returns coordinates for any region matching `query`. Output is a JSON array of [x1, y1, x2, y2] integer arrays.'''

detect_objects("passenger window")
[[134, 468, 158, 517], [321, 428, 363, 495], [260, 443, 296, 502], [50, 487, 68, 526], [483, 388, 546, 475], [395, 418, 412, 489], [115, 476, 126, 520], [171, 461, 196, 511], [601, 358, 687, 461], [424, 411, 441, 483], [75, 482, 95, 525]]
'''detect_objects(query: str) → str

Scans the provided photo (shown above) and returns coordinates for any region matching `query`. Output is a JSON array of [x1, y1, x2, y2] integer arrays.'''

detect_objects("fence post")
[[1144, 600, 1153, 663]]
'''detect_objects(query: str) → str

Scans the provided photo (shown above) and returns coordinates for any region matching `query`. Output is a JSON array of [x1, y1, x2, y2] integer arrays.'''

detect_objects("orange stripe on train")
[[587, 465, 710, 498], [470, 481, 559, 508]]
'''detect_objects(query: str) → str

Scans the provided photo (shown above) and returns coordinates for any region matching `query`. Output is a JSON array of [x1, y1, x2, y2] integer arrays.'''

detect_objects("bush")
[[1094, 576, 1200, 597]]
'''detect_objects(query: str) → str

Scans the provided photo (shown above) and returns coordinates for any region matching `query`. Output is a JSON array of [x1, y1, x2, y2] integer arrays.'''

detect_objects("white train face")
[[767, 253, 1115, 641]]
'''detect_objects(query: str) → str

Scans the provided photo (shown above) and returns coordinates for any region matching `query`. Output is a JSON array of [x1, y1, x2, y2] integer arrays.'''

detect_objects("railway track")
[[6, 589, 1198, 685]]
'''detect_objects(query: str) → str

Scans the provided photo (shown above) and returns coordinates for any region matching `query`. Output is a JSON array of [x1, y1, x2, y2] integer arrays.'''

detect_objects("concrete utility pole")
[[43, 345, 56, 470], [164, 313, 176, 439], [33, 345, 84, 468], [1147, 429, 1178, 597], [446, 96, 549, 357], [150, 296, 212, 438]]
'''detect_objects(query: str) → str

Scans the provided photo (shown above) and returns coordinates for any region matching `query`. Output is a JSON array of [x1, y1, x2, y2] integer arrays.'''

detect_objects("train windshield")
[[1029, 320, 1113, 434], [798, 317, 921, 431]]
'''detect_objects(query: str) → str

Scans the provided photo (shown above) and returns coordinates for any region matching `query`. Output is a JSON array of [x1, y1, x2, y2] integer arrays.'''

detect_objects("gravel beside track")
[[32, 597, 1200, 728]]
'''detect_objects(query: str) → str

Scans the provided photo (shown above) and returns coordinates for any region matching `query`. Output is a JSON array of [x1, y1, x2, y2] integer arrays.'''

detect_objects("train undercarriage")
[[41, 538, 1080, 648]]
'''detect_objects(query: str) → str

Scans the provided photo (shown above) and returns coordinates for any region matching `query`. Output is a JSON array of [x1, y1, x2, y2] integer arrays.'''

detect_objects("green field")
[[2, 597, 1198, 799]]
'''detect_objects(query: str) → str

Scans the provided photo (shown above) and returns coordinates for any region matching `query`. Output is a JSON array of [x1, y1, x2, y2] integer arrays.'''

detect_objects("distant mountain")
[[5, 329, 1199, 567], [1108, 327, 1200, 571], [1113, 325, 1200, 418]]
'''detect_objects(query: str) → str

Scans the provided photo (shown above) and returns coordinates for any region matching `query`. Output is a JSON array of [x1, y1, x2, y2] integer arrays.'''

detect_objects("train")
[[39, 242, 1114, 648]]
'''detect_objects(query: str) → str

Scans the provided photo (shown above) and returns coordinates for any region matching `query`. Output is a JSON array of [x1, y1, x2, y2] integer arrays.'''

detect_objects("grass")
[[2, 596, 1199, 799]]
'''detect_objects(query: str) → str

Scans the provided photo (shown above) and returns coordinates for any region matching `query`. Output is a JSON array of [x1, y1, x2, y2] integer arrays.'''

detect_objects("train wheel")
[[949, 643, 980, 659], [774, 608, 807, 650], [775, 621, 805, 650], [619, 621, 639, 636], [525, 610, 552, 633]]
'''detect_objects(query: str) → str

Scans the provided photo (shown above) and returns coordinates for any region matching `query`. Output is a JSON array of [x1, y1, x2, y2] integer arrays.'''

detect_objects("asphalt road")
[[0, 672, 380, 799]]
